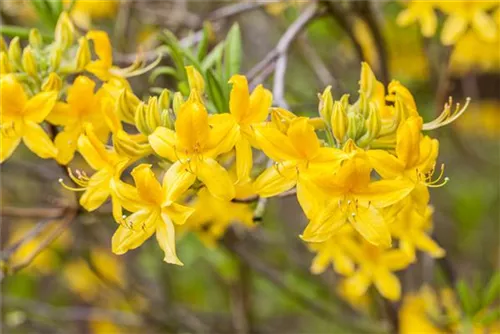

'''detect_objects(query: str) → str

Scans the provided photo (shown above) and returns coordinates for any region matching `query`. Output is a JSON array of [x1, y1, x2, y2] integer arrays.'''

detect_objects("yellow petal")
[[23, 91, 57, 123], [343, 271, 371, 297], [1, 74, 27, 116], [157, 213, 183, 265], [396, 9, 415, 27], [235, 136, 252, 183], [287, 117, 320, 159], [356, 179, 414, 208], [229, 74, 250, 123], [441, 14, 468, 45], [80, 169, 111, 211], [349, 205, 391, 248], [420, 8, 437, 37], [253, 161, 297, 198], [67, 75, 96, 108], [381, 250, 411, 271], [22, 122, 57, 159], [148, 126, 178, 162], [205, 114, 239, 158], [472, 10, 497, 42], [396, 116, 422, 168], [374, 268, 401, 301], [86, 30, 113, 67], [366, 149, 405, 179], [85, 60, 111, 81], [112, 209, 157, 254], [195, 158, 235, 201], [246, 84, 272, 124], [301, 205, 346, 243], [413, 232, 445, 258], [131, 164, 163, 205], [77, 132, 108, 170], [253, 124, 299, 161], [415, 136, 439, 174], [163, 203, 194, 225], [162, 160, 196, 204], [175, 91, 210, 151], [0, 133, 21, 163], [111, 179, 145, 212], [46, 102, 72, 126], [54, 127, 80, 165]]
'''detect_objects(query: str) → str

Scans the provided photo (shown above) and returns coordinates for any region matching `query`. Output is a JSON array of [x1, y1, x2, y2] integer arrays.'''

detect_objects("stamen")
[[67, 168, 89, 187], [423, 97, 470, 130], [58, 178, 86, 192]]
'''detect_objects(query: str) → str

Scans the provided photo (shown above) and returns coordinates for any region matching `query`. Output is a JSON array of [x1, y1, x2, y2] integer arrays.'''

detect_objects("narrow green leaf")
[[159, 30, 186, 80], [201, 42, 224, 72], [476, 308, 500, 326], [0, 26, 53, 42], [182, 49, 203, 74], [30, 0, 55, 28], [47, 0, 64, 19], [207, 69, 226, 113], [483, 273, 500, 307], [196, 22, 211, 62], [457, 280, 478, 315], [149, 66, 178, 84], [223, 23, 242, 80]]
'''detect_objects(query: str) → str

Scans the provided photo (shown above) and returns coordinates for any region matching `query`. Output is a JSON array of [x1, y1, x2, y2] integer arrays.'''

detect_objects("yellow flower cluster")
[[1, 12, 468, 302], [397, 1, 500, 73]]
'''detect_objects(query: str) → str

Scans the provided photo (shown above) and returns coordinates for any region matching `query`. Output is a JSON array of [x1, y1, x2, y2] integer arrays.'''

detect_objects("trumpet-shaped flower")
[[0, 74, 57, 162], [396, 1, 438, 37], [149, 89, 238, 201], [342, 240, 411, 301], [46, 76, 110, 164], [111, 164, 194, 265], [298, 150, 413, 248], [439, 2, 498, 45], [61, 125, 130, 217], [253, 117, 346, 197], [227, 75, 272, 183]]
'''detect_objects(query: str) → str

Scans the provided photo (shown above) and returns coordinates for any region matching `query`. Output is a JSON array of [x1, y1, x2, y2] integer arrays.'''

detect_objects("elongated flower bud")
[[158, 89, 170, 112], [346, 112, 364, 140], [331, 101, 347, 143], [22, 46, 38, 77], [0, 36, 6, 53], [172, 92, 184, 117], [186, 66, 205, 95], [319, 85, 333, 124], [55, 12, 74, 50], [76, 37, 91, 71], [50, 48, 62, 71], [0, 52, 11, 74], [29, 29, 43, 49], [117, 89, 140, 124], [8, 37, 21, 69], [357, 103, 382, 147], [42, 72, 62, 92]]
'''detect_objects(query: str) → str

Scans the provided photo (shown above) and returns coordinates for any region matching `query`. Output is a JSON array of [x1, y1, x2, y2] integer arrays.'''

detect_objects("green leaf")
[[149, 66, 179, 84], [182, 49, 203, 74], [476, 308, 500, 326], [206, 69, 226, 113], [47, 0, 63, 19], [457, 280, 478, 315], [201, 42, 224, 72], [196, 22, 211, 62], [0, 26, 53, 42], [159, 30, 186, 81], [483, 273, 500, 307], [30, 0, 57, 28], [223, 23, 242, 80]]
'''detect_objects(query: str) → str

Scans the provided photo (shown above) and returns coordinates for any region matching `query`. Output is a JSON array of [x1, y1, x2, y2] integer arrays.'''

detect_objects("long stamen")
[[67, 168, 89, 187], [423, 97, 470, 130], [58, 178, 87, 192]]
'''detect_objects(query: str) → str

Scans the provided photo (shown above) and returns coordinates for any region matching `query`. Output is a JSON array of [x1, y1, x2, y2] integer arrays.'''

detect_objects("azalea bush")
[[1, 1, 499, 333]]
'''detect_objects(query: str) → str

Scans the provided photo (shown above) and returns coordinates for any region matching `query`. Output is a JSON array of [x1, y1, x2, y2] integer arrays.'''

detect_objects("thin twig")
[[1, 206, 66, 219], [232, 188, 297, 204]]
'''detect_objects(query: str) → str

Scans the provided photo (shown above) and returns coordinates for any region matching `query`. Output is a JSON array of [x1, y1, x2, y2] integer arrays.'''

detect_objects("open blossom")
[[0, 74, 57, 162], [112, 164, 194, 265], [148, 83, 238, 202]]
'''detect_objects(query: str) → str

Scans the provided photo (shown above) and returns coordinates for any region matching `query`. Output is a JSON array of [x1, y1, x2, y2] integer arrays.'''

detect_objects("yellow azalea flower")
[[148, 88, 238, 201], [46, 75, 110, 164], [86, 30, 160, 82], [342, 240, 411, 301], [439, 2, 498, 45], [307, 225, 356, 276], [389, 202, 444, 261], [454, 100, 500, 139], [111, 164, 194, 265], [399, 287, 447, 334], [61, 125, 130, 216], [253, 117, 346, 197], [0, 74, 58, 162], [450, 31, 500, 75], [227, 74, 273, 184], [298, 148, 413, 248], [396, 1, 438, 37], [184, 187, 254, 248], [69, 0, 119, 29]]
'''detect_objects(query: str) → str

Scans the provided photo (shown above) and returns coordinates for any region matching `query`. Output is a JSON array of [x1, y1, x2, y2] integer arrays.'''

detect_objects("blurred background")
[[1, 1, 499, 333]]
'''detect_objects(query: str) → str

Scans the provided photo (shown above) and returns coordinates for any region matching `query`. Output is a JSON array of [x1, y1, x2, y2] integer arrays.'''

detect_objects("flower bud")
[[29, 29, 43, 49], [76, 37, 91, 71], [146, 97, 161, 131], [158, 89, 170, 112], [346, 112, 364, 141], [22, 46, 38, 77], [331, 101, 347, 143], [135, 103, 151, 136], [357, 103, 381, 147], [185, 66, 204, 95], [114, 130, 152, 158], [0, 36, 6, 52], [0, 52, 11, 74], [172, 92, 184, 117], [50, 48, 62, 71], [117, 89, 140, 124], [42, 72, 62, 92], [55, 12, 74, 50], [318, 85, 333, 124], [8, 37, 22, 69]]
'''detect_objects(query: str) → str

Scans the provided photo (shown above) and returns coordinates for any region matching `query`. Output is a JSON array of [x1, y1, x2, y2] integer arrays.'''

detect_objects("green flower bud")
[[318, 85, 333, 124], [76, 37, 91, 71], [331, 101, 347, 144], [55, 12, 74, 50], [22, 46, 38, 78], [172, 92, 184, 117], [0, 36, 7, 53], [42, 72, 62, 92], [346, 112, 364, 141], [29, 29, 43, 49], [117, 89, 140, 124], [0, 52, 11, 74], [8, 37, 22, 69]]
